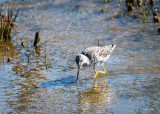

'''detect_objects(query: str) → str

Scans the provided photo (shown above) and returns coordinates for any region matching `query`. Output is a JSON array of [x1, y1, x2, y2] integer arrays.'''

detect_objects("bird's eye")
[[80, 59, 82, 62]]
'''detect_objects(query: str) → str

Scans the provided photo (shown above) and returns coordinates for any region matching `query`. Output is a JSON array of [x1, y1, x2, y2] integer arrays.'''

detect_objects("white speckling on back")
[[81, 44, 116, 66]]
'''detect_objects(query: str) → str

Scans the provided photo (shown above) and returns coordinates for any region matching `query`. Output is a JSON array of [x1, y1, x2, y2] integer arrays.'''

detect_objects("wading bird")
[[75, 44, 116, 81]]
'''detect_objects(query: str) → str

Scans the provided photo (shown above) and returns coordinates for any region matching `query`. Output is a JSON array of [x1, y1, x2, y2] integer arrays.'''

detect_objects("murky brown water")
[[0, 0, 160, 113]]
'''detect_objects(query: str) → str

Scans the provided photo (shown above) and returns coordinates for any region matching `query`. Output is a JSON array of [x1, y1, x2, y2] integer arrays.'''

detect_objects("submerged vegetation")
[[0, 7, 19, 41], [119, 0, 160, 23]]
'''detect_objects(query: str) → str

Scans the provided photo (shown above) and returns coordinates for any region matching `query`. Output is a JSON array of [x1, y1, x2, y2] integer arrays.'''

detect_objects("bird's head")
[[75, 54, 90, 68], [75, 54, 90, 81]]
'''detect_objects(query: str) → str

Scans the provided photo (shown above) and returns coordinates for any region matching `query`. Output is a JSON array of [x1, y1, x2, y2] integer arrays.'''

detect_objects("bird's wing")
[[81, 46, 98, 65], [82, 46, 112, 62], [95, 46, 112, 61]]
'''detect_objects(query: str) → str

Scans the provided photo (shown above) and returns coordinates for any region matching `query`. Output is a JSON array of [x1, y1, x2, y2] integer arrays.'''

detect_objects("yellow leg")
[[93, 67, 97, 73], [93, 65, 106, 78]]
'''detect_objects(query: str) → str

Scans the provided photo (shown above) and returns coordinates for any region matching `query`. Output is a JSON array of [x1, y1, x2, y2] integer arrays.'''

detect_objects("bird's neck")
[[82, 54, 91, 67]]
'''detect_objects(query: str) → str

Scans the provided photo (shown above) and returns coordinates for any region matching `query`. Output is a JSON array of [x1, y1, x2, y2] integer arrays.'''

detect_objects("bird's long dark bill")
[[76, 68, 80, 81]]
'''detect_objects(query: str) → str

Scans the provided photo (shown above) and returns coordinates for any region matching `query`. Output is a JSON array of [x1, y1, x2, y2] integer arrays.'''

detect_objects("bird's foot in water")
[[93, 65, 106, 78], [93, 70, 106, 78]]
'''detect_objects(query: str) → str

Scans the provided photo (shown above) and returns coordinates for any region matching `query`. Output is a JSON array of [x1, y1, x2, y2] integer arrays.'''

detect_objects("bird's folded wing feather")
[[82, 46, 112, 62]]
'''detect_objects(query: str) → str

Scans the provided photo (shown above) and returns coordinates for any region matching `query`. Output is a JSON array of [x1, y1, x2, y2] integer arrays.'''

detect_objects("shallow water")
[[0, 0, 160, 113]]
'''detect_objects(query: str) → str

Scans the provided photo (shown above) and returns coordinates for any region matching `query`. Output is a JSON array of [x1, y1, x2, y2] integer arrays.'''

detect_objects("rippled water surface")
[[0, 0, 160, 113]]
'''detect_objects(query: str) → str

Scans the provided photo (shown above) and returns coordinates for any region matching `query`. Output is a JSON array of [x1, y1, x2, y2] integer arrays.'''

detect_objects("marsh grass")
[[0, 7, 19, 41]]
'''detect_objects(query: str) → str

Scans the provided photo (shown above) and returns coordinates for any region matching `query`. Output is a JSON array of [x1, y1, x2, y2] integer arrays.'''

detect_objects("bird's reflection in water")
[[77, 78, 116, 113], [93, 78, 106, 88]]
